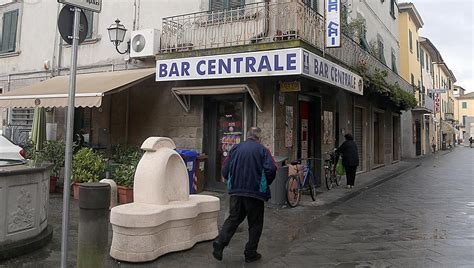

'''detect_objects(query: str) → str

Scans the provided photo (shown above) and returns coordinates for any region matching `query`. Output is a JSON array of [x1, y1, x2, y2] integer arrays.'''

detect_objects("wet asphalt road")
[[264, 147, 474, 267], [1, 147, 473, 267]]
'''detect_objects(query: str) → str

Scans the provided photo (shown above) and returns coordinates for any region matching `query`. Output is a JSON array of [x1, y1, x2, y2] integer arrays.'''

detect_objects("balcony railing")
[[444, 112, 455, 122], [414, 94, 434, 112], [161, 1, 324, 53], [159, 1, 412, 93]]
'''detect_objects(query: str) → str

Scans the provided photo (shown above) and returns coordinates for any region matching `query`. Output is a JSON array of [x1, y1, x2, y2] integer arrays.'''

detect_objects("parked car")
[[0, 135, 26, 160]]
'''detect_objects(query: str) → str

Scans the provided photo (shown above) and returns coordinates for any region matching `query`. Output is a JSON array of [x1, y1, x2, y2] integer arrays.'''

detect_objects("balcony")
[[412, 94, 434, 113], [159, 1, 412, 93], [444, 112, 455, 122], [161, 1, 324, 53]]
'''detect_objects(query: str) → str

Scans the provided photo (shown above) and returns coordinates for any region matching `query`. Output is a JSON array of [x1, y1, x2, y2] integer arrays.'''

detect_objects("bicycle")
[[285, 158, 318, 207], [324, 150, 342, 190]]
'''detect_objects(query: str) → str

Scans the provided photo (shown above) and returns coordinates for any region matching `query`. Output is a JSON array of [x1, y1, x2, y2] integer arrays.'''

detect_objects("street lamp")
[[107, 19, 130, 54]]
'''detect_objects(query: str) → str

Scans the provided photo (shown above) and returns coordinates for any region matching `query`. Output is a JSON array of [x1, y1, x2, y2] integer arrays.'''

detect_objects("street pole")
[[60, 6, 80, 268]]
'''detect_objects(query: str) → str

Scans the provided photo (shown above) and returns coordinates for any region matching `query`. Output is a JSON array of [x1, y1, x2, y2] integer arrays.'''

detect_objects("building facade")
[[456, 92, 474, 142], [398, 2, 430, 157], [1, 0, 414, 191]]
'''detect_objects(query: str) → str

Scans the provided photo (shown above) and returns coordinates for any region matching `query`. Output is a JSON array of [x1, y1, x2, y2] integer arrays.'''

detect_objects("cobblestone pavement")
[[1, 147, 472, 267]]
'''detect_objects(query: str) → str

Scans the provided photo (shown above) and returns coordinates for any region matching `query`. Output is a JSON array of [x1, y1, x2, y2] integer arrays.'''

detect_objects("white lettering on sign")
[[156, 49, 301, 81], [156, 48, 363, 95], [302, 49, 363, 95], [325, 0, 341, 48], [58, 0, 102, 12]]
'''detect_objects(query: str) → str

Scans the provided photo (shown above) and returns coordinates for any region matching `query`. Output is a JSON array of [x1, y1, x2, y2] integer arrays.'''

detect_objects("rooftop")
[[399, 2, 424, 29]]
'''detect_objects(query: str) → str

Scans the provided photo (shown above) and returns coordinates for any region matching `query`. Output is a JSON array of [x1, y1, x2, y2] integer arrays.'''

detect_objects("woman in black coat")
[[336, 133, 359, 189]]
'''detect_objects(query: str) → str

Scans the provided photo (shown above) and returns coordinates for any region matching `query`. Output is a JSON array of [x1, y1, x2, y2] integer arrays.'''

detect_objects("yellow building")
[[399, 3, 423, 90], [456, 91, 474, 142], [399, 3, 430, 157]]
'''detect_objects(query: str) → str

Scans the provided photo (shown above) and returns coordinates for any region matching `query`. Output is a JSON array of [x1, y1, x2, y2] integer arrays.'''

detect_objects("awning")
[[171, 84, 263, 113], [0, 68, 155, 108]]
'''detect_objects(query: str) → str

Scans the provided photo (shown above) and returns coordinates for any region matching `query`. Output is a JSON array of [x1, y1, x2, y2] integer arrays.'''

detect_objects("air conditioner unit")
[[130, 29, 160, 58]]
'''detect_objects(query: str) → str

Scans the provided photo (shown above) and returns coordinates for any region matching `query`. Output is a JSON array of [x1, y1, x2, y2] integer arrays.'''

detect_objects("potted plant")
[[112, 146, 142, 204], [72, 147, 105, 200], [37, 140, 66, 193]]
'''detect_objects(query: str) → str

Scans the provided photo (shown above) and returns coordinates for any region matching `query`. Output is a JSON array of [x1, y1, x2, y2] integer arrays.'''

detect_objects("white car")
[[0, 135, 26, 160]]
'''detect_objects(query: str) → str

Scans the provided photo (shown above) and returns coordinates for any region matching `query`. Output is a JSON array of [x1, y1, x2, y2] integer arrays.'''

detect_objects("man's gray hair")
[[247, 127, 262, 141]]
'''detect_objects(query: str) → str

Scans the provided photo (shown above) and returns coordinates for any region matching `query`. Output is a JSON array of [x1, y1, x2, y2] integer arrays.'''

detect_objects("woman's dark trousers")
[[345, 165, 358, 186]]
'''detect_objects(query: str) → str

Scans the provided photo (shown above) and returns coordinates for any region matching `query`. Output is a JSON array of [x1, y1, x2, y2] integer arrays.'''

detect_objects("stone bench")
[[110, 137, 220, 262]]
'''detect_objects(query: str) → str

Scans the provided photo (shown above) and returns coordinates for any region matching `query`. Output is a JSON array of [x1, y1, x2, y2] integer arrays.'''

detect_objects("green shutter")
[[229, 0, 244, 9], [1, 9, 19, 53], [210, 0, 225, 11], [84, 10, 93, 39]]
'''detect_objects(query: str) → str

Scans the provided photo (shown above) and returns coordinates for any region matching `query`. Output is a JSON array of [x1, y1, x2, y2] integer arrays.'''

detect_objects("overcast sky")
[[410, 0, 474, 92]]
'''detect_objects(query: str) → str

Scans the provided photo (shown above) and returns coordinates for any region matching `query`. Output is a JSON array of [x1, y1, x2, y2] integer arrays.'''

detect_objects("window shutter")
[[229, 0, 244, 9], [1, 9, 18, 53], [84, 10, 93, 39], [210, 0, 225, 11]]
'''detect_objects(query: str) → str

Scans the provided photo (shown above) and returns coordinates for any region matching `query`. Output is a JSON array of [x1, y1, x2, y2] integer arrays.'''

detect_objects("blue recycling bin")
[[176, 149, 199, 194]]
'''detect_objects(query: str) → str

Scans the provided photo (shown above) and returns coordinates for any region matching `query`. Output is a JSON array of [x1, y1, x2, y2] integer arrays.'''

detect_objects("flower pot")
[[117, 186, 133, 204], [72, 182, 80, 200], [50, 176, 59, 193]]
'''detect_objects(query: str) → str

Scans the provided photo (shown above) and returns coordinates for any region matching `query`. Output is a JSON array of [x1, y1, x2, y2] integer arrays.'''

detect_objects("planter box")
[[117, 186, 133, 204]]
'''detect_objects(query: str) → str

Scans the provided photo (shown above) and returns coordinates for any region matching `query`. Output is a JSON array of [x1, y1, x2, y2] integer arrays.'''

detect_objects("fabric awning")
[[0, 68, 155, 108], [171, 84, 263, 113]]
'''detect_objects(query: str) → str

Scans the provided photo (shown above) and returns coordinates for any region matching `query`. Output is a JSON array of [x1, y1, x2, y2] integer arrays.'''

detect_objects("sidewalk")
[[0, 150, 452, 267]]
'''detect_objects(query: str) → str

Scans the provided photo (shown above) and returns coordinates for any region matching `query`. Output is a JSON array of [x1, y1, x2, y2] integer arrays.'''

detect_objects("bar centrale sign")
[[156, 48, 363, 95]]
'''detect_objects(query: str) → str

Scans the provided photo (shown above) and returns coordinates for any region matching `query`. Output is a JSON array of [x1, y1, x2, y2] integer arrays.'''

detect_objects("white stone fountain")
[[109, 137, 220, 262]]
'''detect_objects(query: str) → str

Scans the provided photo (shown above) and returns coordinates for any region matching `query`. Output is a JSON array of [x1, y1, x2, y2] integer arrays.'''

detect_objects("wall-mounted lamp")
[[107, 19, 130, 54]]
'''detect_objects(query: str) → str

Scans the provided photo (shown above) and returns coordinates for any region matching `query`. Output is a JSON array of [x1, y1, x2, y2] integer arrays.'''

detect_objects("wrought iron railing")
[[159, 1, 412, 93], [325, 35, 413, 93], [160, 1, 324, 52]]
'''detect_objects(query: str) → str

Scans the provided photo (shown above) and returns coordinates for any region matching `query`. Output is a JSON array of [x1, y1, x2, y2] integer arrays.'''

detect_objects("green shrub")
[[72, 148, 105, 183], [36, 140, 66, 177]]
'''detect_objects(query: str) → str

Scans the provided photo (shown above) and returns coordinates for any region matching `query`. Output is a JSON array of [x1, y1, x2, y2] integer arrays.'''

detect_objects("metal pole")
[[61, 6, 80, 268]]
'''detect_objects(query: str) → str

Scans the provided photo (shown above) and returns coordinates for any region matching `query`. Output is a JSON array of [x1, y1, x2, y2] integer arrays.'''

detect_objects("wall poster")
[[285, 106, 294, 148], [324, 111, 334, 144]]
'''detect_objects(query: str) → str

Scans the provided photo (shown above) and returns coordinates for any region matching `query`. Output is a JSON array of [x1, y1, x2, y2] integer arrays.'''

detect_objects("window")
[[426, 54, 429, 71], [303, 0, 317, 10], [84, 10, 93, 40], [411, 74, 415, 86], [390, 0, 396, 18], [391, 49, 398, 74], [416, 41, 419, 60], [377, 35, 386, 64], [409, 30, 413, 53], [420, 49, 424, 68], [0, 9, 19, 53], [462, 102, 467, 109], [210, 0, 245, 11]]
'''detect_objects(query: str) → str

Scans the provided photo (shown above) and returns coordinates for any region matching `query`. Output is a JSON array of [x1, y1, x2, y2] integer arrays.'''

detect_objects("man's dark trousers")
[[216, 195, 264, 257]]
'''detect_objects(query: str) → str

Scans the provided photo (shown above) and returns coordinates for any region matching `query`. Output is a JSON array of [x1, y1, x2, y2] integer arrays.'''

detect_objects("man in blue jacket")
[[212, 127, 277, 263]]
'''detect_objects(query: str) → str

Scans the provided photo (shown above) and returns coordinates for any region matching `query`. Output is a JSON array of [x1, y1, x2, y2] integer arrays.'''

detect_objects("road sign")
[[58, 5, 88, 45], [429, 88, 447, 94], [58, 0, 102, 13]]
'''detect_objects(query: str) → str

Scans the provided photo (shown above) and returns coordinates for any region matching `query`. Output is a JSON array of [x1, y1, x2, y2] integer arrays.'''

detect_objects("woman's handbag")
[[336, 159, 345, 176]]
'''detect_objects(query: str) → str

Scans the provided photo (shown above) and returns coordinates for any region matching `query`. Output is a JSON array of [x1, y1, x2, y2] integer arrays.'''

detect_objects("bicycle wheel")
[[325, 167, 333, 190], [286, 175, 301, 207], [309, 176, 317, 201]]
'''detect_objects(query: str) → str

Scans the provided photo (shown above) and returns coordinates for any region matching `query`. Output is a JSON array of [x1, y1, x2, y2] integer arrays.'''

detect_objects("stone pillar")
[[77, 183, 110, 268]]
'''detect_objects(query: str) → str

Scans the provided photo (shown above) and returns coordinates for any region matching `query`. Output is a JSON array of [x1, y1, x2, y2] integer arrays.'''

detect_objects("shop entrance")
[[204, 95, 253, 190], [354, 107, 364, 172], [298, 96, 322, 185], [373, 111, 384, 166]]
